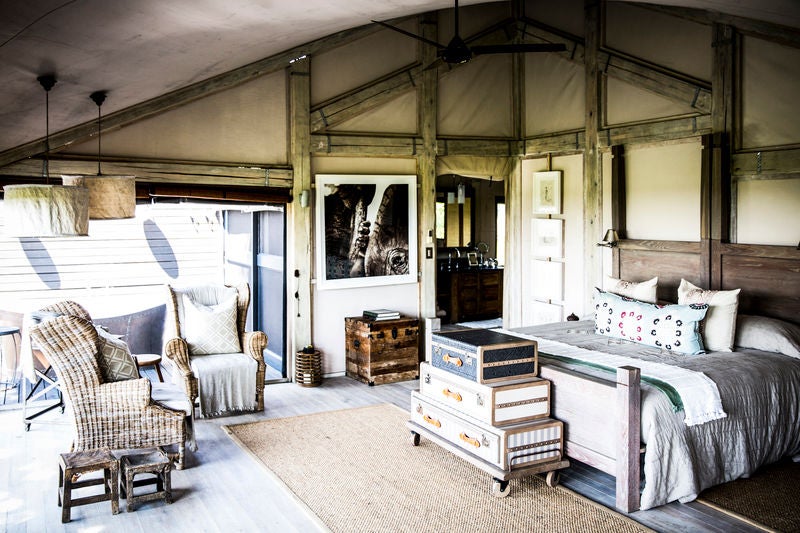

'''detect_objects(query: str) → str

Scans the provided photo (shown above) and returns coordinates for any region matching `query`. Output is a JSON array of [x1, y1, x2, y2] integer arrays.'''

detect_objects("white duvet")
[[509, 321, 800, 510]]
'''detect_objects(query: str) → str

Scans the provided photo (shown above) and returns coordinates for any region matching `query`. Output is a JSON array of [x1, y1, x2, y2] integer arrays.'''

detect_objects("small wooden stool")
[[58, 449, 119, 523], [134, 353, 164, 382], [120, 450, 172, 511]]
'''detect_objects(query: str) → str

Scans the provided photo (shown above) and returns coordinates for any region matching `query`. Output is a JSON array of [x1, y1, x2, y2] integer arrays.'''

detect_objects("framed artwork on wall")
[[532, 259, 563, 302], [532, 218, 564, 259], [532, 171, 562, 215], [315, 174, 418, 290]]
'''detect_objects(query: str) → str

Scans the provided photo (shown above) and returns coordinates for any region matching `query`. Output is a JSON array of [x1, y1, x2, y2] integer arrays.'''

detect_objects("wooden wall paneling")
[[617, 240, 702, 302], [288, 57, 313, 354]]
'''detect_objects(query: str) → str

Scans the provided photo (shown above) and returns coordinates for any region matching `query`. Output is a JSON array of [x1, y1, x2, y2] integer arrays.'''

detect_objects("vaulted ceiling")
[[1, 0, 798, 161]]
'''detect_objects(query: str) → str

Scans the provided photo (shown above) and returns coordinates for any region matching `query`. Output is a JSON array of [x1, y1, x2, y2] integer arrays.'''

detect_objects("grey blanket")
[[510, 320, 800, 510]]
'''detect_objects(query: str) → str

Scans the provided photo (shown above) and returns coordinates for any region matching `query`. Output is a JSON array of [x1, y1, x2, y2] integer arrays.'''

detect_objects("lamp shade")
[[3, 184, 89, 237], [61, 175, 136, 219]]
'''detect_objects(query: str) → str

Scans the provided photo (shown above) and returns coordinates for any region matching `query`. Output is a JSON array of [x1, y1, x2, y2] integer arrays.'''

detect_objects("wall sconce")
[[597, 229, 619, 247], [299, 189, 310, 208], [457, 182, 465, 205]]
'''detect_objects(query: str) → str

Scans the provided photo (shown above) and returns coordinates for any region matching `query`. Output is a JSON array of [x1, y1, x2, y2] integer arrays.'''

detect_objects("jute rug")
[[224, 403, 652, 533], [696, 459, 800, 533]]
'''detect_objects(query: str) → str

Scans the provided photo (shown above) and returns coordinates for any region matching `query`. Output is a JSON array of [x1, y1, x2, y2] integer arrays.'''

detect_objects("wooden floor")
[[0, 373, 761, 533]]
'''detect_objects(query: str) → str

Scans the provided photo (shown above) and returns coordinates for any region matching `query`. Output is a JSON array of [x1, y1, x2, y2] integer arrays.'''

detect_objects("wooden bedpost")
[[616, 366, 641, 513]]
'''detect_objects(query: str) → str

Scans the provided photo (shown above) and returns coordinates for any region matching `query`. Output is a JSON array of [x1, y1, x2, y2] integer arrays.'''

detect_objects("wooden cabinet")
[[437, 268, 503, 323], [344, 316, 420, 385]]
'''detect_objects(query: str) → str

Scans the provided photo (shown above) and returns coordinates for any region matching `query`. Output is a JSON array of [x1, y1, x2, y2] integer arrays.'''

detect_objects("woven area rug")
[[696, 459, 800, 532], [224, 403, 651, 533]]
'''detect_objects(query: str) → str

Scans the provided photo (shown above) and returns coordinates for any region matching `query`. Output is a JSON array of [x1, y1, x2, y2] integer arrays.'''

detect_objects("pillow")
[[735, 315, 800, 358], [603, 276, 658, 304], [677, 279, 741, 352], [96, 327, 140, 382], [594, 288, 709, 355], [181, 294, 241, 355]]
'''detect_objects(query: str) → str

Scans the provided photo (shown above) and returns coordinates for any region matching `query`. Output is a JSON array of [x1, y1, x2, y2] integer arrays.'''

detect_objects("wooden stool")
[[58, 449, 119, 523], [134, 353, 163, 382], [120, 450, 172, 511]]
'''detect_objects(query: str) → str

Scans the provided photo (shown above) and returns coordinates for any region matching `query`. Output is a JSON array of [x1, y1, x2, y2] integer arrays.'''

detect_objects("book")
[[363, 309, 401, 320]]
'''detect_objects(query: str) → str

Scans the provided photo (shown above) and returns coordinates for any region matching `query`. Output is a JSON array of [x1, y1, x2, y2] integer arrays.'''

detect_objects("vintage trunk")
[[419, 362, 550, 426], [410, 390, 563, 471], [430, 328, 537, 384], [344, 316, 419, 385]]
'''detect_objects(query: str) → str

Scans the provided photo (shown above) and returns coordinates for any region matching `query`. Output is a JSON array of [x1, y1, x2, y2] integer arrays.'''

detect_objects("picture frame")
[[467, 252, 479, 266], [532, 218, 563, 259], [532, 171, 562, 215], [315, 174, 418, 290], [531, 259, 563, 302]]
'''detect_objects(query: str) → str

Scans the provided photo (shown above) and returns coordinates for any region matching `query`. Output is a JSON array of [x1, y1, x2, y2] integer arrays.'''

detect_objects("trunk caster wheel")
[[410, 431, 420, 446], [546, 470, 560, 487], [491, 478, 510, 497]]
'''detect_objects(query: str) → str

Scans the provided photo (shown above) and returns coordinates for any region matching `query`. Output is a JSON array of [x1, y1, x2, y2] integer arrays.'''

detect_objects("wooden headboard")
[[613, 239, 800, 326]]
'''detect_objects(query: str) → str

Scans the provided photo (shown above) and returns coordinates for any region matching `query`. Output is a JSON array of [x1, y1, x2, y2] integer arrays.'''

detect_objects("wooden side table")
[[134, 353, 164, 382], [58, 449, 119, 523], [120, 450, 172, 511]]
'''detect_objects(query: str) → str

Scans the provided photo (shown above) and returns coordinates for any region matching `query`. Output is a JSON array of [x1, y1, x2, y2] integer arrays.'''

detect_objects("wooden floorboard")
[[0, 375, 762, 532]]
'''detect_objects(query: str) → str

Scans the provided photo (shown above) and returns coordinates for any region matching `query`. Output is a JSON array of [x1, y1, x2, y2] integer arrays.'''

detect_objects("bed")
[[508, 240, 800, 512]]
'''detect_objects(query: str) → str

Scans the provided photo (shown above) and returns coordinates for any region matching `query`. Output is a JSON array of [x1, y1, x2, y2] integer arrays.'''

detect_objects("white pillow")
[[735, 315, 800, 358], [181, 294, 241, 355], [603, 276, 658, 304], [677, 279, 740, 352]]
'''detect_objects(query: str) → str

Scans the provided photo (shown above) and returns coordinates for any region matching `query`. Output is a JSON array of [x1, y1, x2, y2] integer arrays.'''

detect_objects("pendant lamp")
[[3, 75, 89, 237], [61, 91, 135, 219]]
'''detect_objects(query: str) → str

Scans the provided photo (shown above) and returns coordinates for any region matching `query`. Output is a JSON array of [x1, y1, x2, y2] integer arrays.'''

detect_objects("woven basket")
[[295, 350, 322, 387]]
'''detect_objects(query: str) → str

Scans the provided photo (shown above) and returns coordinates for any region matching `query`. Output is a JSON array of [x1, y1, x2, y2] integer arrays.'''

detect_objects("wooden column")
[[288, 56, 313, 354], [616, 366, 641, 513], [417, 14, 438, 322], [583, 0, 603, 310], [609, 144, 625, 278]]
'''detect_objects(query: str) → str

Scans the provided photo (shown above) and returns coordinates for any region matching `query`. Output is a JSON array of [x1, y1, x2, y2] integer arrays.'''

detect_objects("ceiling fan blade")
[[371, 19, 444, 49], [471, 43, 567, 55]]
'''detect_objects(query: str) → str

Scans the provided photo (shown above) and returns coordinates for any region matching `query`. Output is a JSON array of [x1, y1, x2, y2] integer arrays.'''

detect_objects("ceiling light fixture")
[[2, 75, 89, 237], [61, 90, 136, 219]]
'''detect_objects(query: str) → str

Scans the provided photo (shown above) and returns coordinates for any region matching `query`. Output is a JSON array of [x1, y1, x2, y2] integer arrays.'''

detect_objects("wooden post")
[[616, 366, 641, 513], [288, 56, 313, 354], [417, 13, 438, 323], [583, 0, 603, 310], [610, 145, 624, 279]]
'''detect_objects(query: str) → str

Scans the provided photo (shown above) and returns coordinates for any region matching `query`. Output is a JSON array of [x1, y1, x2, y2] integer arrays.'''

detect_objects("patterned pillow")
[[96, 327, 140, 382], [181, 294, 241, 355], [677, 279, 740, 352], [594, 288, 709, 355], [603, 276, 658, 304]]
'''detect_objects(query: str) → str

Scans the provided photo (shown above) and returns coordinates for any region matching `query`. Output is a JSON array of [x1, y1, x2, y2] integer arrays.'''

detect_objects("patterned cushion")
[[594, 288, 709, 355], [96, 327, 140, 382], [677, 279, 741, 352], [603, 276, 658, 304], [182, 294, 241, 355]]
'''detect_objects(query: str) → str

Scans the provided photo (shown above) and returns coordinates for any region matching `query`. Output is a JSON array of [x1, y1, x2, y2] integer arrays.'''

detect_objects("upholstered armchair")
[[29, 315, 187, 468], [164, 283, 267, 418]]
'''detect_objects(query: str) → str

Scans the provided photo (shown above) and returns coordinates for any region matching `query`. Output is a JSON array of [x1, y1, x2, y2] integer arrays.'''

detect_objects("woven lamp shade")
[[61, 175, 136, 219], [3, 184, 89, 237]]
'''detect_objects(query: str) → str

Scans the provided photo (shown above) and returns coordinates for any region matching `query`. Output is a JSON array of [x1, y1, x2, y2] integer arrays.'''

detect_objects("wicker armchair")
[[29, 314, 187, 467], [164, 282, 267, 417]]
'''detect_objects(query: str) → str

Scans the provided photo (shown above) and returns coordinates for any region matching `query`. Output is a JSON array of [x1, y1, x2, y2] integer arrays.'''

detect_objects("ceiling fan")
[[372, 0, 566, 65]]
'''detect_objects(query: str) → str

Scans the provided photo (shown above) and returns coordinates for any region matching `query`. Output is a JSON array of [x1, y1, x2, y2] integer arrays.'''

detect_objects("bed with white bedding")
[[507, 319, 800, 510]]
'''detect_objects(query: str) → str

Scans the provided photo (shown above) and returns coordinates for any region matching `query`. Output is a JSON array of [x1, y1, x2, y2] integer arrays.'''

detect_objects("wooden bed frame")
[[538, 239, 800, 513]]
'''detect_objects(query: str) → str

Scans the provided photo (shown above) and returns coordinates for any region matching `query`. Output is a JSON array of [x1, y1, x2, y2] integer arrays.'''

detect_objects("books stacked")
[[363, 309, 401, 321]]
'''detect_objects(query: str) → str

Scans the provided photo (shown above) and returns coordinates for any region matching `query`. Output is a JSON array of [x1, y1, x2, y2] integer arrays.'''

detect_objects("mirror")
[[435, 192, 472, 247]]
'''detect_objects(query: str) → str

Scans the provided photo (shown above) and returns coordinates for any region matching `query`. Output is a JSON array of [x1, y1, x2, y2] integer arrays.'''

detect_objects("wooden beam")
[[583, 0, 603, 312], [732, 147, 800, 179], [417, 13, 439, 322], [288, 57, 313, 355], [610, 145, 625, 238], [700, 134, 713, 288], [637, 3, 800, 49], [616, 366, 641, 514], [519, 18, 711, 113], [0, 156, 292, 188], [525, 131, 585, 155], [0, 24, 382, 168], [603, 115, 711, 146], [711, 24, 736, 243]]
